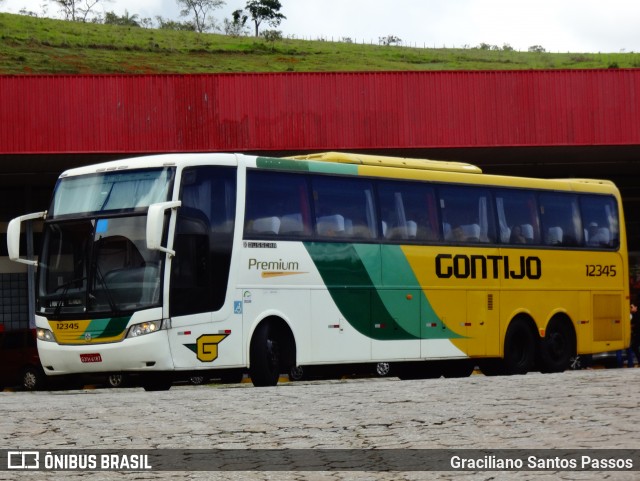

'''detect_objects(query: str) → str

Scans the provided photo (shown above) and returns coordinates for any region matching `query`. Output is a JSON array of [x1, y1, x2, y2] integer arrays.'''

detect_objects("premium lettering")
[[248, 258, 300, 271], [436, 254, 541, 280]]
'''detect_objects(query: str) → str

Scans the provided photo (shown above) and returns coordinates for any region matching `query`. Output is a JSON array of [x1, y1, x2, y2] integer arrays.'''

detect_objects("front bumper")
[[37, 330, 174, 375]]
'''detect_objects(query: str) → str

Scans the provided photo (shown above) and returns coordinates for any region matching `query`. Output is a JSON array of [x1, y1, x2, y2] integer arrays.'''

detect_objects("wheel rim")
[[23, 370, 38, 390], [108, 374, 123, 387], [376, 362, 390, 376], [547, 331, 567, 361], [289, 366, 304, 380], [570, 356, 582, 370]]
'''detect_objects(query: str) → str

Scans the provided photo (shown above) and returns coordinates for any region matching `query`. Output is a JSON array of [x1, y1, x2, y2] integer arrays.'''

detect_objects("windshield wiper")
[[53, 276, 87, 316], [53, 276, 87, 293], [98, 183, 115, 211], [90, 262, 118, 314]]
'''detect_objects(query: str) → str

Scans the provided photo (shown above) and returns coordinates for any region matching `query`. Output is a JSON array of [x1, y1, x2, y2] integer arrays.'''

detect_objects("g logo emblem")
[[196, 334, 228, 362]]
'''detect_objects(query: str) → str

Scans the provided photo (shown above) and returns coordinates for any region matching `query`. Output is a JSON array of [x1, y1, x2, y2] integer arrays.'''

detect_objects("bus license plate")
[[80, 353, 102, 363]]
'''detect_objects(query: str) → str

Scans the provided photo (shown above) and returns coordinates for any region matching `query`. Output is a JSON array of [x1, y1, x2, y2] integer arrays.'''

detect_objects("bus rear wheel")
[[539, 319, 574, 373], [502, 318, 536, 375], [249, 322, 282, 387]]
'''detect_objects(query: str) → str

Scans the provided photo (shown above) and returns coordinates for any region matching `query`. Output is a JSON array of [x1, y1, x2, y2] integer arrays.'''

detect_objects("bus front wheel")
[[249, 322, 282, 387]]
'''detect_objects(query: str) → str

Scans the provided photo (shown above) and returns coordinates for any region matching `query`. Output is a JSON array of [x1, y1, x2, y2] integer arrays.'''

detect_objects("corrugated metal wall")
[[1, 70, 639, 154]]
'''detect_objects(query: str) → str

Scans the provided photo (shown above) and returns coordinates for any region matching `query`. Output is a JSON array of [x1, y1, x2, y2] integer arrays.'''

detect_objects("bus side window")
[[312, 176, 377, 240], [378, 181, 440, 242], [172, 166, 236, 317], [580, 195, 619, 249], [280, 213, 305, 235], [244, 171, 311, 240], [439, 186, 496, 244], [495, 190, 540, 245], [539, 193, 581, 247]]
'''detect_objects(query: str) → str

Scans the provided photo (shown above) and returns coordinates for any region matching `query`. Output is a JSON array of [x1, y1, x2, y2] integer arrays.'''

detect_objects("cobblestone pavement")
[[1, 368, 639, 481]]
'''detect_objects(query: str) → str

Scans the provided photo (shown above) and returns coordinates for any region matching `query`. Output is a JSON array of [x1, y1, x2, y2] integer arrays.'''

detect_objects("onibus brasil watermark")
[[2, 449, 639, 472]]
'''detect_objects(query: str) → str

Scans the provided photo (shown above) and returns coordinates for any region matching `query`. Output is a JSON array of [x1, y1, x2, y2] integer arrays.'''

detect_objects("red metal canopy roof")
[[1, 70, 639, 154]]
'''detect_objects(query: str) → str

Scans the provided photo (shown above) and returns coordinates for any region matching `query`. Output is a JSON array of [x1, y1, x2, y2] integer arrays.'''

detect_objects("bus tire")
[[22, 366, 46, 391], [503, 317, 536, 375], [249, 321, 283, 387], [539, 318, 574, 373]]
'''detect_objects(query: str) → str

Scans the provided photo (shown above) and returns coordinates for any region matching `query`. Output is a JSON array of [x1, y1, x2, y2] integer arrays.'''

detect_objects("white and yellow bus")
[[7, 152, 629, 389]]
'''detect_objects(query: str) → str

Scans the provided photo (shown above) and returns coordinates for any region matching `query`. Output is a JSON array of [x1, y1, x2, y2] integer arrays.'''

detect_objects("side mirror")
[[146, 201, 181, 256], [7, 211, 46, 266]]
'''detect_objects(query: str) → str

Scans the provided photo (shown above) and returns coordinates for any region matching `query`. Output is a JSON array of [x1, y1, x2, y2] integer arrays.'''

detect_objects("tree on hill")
[[104, 10, 140, 27], [156, 16, 197, 31], [52, 0, 111, 22], [224, 9, 250, 37], [245, 0, 285, 37], [176, 0, 226, 33]]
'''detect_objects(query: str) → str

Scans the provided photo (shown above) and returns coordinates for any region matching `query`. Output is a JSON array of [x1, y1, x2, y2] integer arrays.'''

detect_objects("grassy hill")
[[2, 12, 640, 74]]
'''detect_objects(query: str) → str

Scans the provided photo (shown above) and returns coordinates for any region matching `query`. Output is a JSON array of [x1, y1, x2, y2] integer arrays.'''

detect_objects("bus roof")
[[55, 153, 619, 197], [288, 152, 483, 174], [57, 153, 240, 178], [551, 178, 617, 187]]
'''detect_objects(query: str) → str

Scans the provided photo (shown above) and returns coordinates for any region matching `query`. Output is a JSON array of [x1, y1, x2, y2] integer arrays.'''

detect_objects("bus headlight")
[[126, 320, 164, 338], [37, 328, 57, 342]]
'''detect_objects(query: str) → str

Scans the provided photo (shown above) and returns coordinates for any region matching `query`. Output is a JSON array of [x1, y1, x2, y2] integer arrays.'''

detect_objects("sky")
[[2, 0, 640, 53]]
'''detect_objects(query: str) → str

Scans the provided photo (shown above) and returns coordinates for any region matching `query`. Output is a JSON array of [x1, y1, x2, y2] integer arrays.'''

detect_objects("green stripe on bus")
[[256, 157, 358, 175], [304, 243, 460, 340], [364, 244, 459, 339], [80, 316, 131, 340]]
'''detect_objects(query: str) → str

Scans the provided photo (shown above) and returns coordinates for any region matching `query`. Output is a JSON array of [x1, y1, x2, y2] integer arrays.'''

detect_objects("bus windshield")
[[50, 167, 174, 218], [38, 216, 165, 317]]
